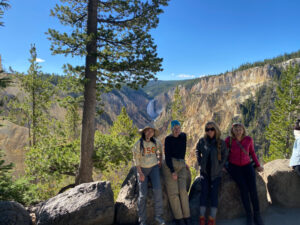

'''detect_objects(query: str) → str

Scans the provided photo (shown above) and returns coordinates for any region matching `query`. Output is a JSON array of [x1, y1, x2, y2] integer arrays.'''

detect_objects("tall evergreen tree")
[[171, 86, 184, 122], [8, 45, 54, 146], [109, 107, 138, 139], [56, 74, 83, 140], [0, 0, 10, 26], [265, 63, 300, 161], [48, 0, 169, 184]]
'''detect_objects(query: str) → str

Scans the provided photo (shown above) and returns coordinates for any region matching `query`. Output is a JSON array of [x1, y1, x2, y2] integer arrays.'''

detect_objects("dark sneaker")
[[175, 219, 186, 225], [184, 217, 192, 225], [253, 212, 264, 225], [155, 216, 166, 225], [246, 216, 253, 225]]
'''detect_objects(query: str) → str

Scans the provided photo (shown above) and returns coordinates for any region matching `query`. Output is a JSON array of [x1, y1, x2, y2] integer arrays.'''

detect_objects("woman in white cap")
[[132, 124, 165, 225]]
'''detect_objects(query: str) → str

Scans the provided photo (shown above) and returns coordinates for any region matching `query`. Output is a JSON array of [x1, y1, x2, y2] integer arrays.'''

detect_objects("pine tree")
[[0, 150, 15, 200], [94, 107, 138, 170], [48, 0, 169, 184], [110, 107, 138, 140], [8, 45, 54, 146], [265, 63, 300, 161], [0, 0, 10, 26], [171, 86, 184, 121], [57, 74, 83, 140]]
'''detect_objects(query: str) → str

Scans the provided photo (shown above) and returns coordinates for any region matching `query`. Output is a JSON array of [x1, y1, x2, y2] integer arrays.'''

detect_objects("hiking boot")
[[155, 216, 166, 225], [199, 216, 205, 225], [207, 216, 216, 225], [253, 212, 264, 225]]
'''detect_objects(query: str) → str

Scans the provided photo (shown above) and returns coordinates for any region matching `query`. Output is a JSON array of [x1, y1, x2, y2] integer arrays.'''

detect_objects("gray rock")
[[115, 166, 191, 225], [263, 159, 300, 207], [0, 201, 32, 225], [36, 181, 114, 225], [189, 171, 269, 220]]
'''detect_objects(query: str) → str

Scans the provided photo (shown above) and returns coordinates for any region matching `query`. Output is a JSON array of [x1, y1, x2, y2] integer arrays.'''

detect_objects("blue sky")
[[1, 0, 300, 80]]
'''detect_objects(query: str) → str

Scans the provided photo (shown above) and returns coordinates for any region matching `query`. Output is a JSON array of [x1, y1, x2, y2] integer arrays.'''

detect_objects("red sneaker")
[[199, 216, 205, 225], [207, 216, 216, 225]]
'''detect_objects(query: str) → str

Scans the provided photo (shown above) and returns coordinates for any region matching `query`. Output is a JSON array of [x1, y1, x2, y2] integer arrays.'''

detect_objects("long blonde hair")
[[204, 121, 222, 161], [230, 123, 247, 139]]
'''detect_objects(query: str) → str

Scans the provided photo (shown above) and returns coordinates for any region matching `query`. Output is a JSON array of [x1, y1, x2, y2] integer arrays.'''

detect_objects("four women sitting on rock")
[[133, 120, 265, 225]]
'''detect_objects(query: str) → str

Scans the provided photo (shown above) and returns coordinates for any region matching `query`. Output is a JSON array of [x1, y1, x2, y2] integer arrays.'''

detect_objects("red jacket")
[[225, 136, 260, 167]]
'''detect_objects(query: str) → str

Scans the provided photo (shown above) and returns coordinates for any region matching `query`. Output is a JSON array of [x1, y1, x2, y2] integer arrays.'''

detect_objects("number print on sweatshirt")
[[144, 146, 156, 156]]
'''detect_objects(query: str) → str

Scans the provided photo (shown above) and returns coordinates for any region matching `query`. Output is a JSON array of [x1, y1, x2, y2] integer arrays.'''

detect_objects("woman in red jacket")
[[225, 123, 264, 225]]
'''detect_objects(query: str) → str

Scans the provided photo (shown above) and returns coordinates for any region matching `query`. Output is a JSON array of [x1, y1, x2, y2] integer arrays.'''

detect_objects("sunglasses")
[[232, 123, 242, 127], [205, 127, 215, 132]]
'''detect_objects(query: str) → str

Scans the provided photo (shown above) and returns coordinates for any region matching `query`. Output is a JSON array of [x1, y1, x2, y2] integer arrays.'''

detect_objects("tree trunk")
[[75, 0, 98, 185], [32, 84, 36, 146]]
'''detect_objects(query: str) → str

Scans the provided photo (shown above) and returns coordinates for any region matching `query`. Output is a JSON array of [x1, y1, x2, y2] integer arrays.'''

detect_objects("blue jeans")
[[199, 173, 221, 208], [138, 165, 163, 224], [228, 163, 260, 215]]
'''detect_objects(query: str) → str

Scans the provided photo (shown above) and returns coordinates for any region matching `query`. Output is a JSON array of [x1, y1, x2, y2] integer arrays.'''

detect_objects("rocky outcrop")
[[0, 201, 32, 225], [0, 119, 28, 176], [263, 159, 300, 208], [115, 166, 191, 225], [36, 181, 114, 225], [189, 172, 269, 220]]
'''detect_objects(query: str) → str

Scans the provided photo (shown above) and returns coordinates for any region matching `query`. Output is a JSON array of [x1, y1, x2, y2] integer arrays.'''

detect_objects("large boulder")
[[0, 201, 32, 225], [115, 166, 191, 225], [263, 159, 300, 207], [189, 171, 269, 220], [36, 181, 114, 225]]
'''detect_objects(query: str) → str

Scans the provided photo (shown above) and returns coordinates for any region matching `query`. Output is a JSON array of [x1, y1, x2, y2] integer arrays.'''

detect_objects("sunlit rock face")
[[153, 63, 282, 165], [0, 119, 28, 177]]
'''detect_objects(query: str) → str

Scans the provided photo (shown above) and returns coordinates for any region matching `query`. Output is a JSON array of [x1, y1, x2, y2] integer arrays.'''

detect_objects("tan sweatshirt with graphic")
[[132, 138, 163, 168]]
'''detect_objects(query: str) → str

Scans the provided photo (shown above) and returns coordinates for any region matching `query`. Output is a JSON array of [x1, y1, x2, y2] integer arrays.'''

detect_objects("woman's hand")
[[172, 172, 178, 180], [158, 160, 162, 168], [138, 172, 145, 182], [256, 166, 264, 172]]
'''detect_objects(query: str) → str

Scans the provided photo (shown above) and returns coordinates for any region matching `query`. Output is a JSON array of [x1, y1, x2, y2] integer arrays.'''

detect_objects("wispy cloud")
[[36, 58, 45, 63], [177, 74, 195, 79]]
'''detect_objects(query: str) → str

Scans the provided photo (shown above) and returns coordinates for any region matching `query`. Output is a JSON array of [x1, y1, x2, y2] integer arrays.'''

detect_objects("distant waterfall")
[[147, 99, 159, 120]]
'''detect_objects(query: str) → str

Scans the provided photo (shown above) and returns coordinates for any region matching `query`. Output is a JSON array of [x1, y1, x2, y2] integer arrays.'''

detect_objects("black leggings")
[[228, 163, 260, 215]]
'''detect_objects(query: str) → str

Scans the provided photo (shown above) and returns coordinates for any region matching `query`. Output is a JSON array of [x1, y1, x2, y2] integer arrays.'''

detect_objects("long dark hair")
[[295, 119, 300, 130], [140, 132, 156, 155]]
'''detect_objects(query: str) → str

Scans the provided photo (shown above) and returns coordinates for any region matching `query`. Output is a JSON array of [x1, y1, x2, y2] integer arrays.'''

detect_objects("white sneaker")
[[155, 216, 166, 225]]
